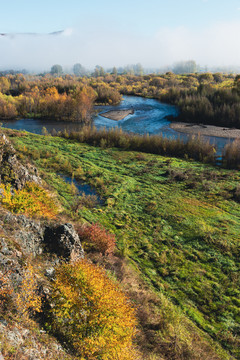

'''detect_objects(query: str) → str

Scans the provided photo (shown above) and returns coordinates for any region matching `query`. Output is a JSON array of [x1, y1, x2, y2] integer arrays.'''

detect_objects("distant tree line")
[[2, 59, 240, 77], [50, 63, 145, 77]]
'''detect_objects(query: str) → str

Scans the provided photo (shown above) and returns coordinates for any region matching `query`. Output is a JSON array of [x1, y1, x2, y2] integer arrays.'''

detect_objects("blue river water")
[[94, 95, 178, 136], [1, 95, 233, 156]]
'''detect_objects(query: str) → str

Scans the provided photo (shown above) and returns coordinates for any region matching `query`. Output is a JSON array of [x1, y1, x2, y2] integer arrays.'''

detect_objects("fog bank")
[[0, 21, 240, 72]]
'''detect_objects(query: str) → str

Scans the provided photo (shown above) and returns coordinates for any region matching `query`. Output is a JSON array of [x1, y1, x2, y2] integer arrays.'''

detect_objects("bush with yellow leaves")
[[15, 263, 42, 318], [0, 182, 58, 219], [48, 259, 137, 359]]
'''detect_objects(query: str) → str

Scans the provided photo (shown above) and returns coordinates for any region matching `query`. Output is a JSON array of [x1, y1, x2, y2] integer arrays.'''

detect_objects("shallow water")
[[94, 95, 179, 135], [58, 174, 103, 205], [1, 95, 233, 155]]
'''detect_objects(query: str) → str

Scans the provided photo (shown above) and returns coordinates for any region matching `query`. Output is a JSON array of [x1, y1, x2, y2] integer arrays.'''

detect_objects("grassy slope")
[[10, 131, 240, 359]]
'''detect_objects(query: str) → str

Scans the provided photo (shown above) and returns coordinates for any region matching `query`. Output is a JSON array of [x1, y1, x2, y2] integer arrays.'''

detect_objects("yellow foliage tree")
[[0, 76, 10, 93], [0, 92, 18, 118], [72, 86, 97, 122]]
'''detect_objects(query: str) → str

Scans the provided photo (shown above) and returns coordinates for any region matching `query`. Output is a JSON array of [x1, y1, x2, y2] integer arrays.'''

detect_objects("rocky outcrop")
[[0, 319, 65, 360], [44, 223, 84, 260], [0, 211, 84, 298], [1, 211, 84, 261], [0, 212, 84, 358], [0, 133, 42, 190], [3, 213, 44, 257], [0, 134, 84, 359]]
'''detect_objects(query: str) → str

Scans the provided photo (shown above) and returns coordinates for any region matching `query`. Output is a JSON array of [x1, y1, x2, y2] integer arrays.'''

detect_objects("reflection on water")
[[58, 174, 103, 205], [1, 95, 233, 156]]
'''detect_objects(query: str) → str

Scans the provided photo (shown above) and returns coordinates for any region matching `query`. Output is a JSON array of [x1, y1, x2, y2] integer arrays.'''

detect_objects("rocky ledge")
[[0, 133, 42, 189]]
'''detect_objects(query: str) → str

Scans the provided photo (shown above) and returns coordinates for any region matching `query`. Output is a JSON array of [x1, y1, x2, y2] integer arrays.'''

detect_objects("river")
[[1, 95, 232, 155]]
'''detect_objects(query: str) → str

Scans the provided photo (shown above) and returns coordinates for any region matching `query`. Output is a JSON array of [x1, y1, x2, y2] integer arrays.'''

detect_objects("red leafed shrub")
[[77, 223, 116, 255]]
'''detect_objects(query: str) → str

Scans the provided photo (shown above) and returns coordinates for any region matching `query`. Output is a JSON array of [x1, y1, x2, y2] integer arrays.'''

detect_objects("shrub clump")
[[77, 223, 116, 255], [15, 263, 42, 318], [48, 259, 137, 359], [59, 126, 217, 164], [0, 182, 58, 218], [222, 139, 240, 169]]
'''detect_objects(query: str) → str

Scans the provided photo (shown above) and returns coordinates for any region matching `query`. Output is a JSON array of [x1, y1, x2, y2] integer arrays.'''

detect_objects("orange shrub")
[[49, 259, 137, 359], [77, 223, 116, 255]]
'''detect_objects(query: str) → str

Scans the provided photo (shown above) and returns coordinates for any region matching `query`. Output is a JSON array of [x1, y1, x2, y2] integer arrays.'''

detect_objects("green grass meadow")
[[11, 131, 240, 358]]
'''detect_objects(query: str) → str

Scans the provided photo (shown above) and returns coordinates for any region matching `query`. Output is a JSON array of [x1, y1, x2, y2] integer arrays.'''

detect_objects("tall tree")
[[50, 64, 63, 76], [135, 63, 144, 76], [93, 65, 105, 77], [0, 77, 10, 94], [93, 65, 100, 77], [112, 67, 118, 76], [73, 63, 86, 76]]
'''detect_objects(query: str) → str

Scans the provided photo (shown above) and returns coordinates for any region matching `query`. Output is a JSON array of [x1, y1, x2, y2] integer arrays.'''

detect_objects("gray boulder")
[[44, 223, 84, 259], [4, 213, 44, 257]]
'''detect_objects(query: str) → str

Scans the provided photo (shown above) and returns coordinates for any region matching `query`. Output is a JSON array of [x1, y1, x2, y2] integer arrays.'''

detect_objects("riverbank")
[[100, 109, 134, 121], [171, 122, 240, 139]]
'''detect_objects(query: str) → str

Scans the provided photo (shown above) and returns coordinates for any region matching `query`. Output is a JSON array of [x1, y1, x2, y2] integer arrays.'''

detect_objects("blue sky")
[[1, 0, 240, 70], [2, 0, 240, 33]]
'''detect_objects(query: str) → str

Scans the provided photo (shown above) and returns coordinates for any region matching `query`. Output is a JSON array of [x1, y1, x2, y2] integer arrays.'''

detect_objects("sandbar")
[[100, 109, 134, 121], [170, 122, 240, 139]]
